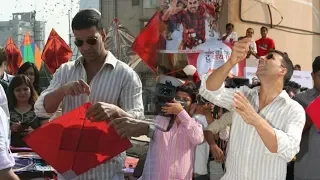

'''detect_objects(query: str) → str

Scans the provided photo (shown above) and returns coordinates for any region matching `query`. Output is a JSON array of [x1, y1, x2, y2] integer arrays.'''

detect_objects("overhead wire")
[[237, 0, 320, 36]]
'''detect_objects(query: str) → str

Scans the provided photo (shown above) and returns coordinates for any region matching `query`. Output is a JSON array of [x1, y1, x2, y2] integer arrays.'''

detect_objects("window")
[[132, 0, 140, 6], [143, 0, 158, 8]]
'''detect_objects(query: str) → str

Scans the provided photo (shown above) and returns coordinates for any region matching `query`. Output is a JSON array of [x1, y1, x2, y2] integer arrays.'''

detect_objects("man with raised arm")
[[199, 38, 305, 180]]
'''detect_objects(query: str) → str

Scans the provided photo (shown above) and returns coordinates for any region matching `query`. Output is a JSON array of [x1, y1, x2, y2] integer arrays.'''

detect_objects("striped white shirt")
[[34, 51, 144, 180], [199, 75, 305, 180]]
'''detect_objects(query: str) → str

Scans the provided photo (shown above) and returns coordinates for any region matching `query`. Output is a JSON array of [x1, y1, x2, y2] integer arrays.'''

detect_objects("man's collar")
[[75, 51, 118, 68], [254, 86, 291, 102]]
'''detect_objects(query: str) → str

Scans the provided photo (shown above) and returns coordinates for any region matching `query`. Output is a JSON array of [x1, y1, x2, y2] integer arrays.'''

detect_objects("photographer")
[[113, 83, 203, 180]]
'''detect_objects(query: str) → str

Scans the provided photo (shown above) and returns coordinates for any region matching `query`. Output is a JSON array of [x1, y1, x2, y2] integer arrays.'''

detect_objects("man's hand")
[[109, 117, 149, 138], [233, 92, 260, 126], [61, 80, 90, 96], [229, 38, 251, 65], [161, 100, 184, 115], [210, 144, 224, 163], [86, 102, 121, 121]]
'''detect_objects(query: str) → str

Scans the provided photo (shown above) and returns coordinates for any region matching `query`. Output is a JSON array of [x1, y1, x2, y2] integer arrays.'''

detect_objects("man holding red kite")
[[34, 9, 145, 180]]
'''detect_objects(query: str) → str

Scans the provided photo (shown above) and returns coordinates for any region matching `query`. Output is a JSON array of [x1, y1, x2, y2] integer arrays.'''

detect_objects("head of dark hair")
[[261, 26, 268, 31], [176, 82, 198, 103], [312, 56, 320, 73], [7, 75, 38, 110], [269, 49, 294, 86], [72, 9, 103, 31], [226, 23, 234, 29], [17, 62, 40, 93]]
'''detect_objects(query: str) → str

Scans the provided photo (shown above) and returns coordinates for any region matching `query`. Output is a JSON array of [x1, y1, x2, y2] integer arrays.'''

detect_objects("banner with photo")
[[158, 0, 226, 54]]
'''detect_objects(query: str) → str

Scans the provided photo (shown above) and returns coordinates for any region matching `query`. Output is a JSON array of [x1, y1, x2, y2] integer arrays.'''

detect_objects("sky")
[[0, 0, 79, 45]]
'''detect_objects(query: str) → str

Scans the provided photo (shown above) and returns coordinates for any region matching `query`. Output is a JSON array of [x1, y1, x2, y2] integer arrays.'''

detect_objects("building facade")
[[0, 12, 46, 49]]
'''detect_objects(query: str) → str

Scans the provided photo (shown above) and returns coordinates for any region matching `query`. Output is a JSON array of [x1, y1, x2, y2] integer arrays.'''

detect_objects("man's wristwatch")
[[147, 124, 156, 139]]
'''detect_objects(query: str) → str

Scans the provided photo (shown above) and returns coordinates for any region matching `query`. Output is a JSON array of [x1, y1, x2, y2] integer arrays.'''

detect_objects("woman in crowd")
[[7, 75, 47, 147], [17, 62, 42, 95]]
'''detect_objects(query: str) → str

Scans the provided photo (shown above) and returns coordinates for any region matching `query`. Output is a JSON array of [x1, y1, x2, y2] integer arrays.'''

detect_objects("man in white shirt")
[[200, 38, 305, 180], [0, 85, 19, 180], [35, 9, 145, 180], [221, 23, 238, 44]]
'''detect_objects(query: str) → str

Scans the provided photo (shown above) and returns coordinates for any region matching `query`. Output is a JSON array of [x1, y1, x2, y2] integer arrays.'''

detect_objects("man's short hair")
[[261, 26, 268, 31], [269, 49, 294, 86], [71, 9, 103, 31], [312, 56, 320, 73]]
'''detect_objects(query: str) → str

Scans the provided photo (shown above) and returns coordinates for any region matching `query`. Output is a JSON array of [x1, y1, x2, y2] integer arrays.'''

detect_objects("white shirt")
[[193, 114, 209, 175], [199, 74, 306, 180], [0, 85, 9, 118], [35, 52, 144, 180], [0, 106, 14, 170], [222, 32, 238, 43]]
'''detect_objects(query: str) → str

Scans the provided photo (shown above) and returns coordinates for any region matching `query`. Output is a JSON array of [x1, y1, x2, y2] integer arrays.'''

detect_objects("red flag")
[[42, 29, 72, 74], [4, 37, 23, 75], [24, 103, 132, 179], [305, 96, 320, 130], [132, 11, 161, 73]]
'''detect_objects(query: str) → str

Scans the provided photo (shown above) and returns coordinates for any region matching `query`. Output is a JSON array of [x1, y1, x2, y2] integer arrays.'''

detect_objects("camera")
[[154, 82, 177, 117], [176, 99, 187, 109]]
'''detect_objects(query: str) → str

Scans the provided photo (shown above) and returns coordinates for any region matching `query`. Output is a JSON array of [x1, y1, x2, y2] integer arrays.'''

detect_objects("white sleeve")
[[0, 86, 9, 119], [0, 107, 15, 170]]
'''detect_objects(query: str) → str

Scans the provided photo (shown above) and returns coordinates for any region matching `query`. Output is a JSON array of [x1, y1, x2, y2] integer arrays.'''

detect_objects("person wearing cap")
[[294, 56, 320, 180], [199, 37, 305, 180]]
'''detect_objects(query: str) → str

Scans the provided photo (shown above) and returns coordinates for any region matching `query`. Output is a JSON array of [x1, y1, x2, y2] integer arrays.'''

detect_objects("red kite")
[[24, 103, 132, 179]]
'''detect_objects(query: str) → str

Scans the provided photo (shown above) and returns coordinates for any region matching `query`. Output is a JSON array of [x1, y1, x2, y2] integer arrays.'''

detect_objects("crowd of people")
[[0, 7, 319, 180]]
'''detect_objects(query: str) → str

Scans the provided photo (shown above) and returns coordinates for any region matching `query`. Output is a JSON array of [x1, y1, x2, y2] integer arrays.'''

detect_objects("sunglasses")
[[265, 53, 285, 68], [74, 37, 98, 47]]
